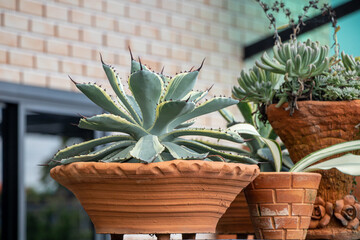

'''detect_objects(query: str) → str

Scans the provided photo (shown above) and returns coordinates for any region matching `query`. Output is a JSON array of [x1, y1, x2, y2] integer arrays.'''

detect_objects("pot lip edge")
[[51, 159, 259, 169], [50, 159, 260, 178], [258, 171, 321, 177], [270, 99, 360, 106]]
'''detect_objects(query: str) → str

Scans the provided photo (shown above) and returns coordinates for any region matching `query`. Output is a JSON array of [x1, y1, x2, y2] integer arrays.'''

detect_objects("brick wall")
[[0, 0, 329, 129]]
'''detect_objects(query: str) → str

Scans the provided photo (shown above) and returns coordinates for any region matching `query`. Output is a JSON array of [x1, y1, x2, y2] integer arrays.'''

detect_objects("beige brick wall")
[[0, 0, 329, 129]]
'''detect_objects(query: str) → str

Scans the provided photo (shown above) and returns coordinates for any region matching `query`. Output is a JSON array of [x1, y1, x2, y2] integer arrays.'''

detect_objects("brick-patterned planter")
[[50, 160, 259, 235], [267, 101, 360, 203], [244, 172, 321, 240], [267, 101, 360, 238]]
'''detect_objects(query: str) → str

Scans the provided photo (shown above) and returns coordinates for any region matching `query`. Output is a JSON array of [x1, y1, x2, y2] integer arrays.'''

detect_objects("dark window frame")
[[0, 81, 107, 240]]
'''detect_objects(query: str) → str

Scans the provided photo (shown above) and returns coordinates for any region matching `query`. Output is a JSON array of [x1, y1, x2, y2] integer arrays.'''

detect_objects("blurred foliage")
[[26, 136, 93, 240], [26, 185, 92, 240]]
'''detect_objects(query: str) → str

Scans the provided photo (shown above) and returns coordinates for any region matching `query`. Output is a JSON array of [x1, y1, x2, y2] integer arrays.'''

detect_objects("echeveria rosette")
[[50, 52, 259, 167], [309, 196, 333, 229], [256, 39, 330, 79], [334, 195, 360, 230]]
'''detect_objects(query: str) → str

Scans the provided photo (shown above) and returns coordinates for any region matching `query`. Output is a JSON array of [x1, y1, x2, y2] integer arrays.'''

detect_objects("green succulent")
[[298, 51, 360, 101], [256, 39, 330, 79], [50, 52, 258, 167], [341, 51, 360, 75], [233, 66, 282, 106]]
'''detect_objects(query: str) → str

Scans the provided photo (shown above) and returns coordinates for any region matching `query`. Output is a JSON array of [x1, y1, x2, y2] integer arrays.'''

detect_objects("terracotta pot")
[[244, 172, 321, 240], [50, 160, 259, 234], [267, 100, 360, 203], [216, 191, 254, 234]]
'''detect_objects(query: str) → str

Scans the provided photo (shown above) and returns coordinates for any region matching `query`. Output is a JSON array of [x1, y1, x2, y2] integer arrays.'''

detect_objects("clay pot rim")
[[51, 159, 258, 170], [50, 160, 260, 180], [258, 171, 321, 177], [270, 99, 360, 108]]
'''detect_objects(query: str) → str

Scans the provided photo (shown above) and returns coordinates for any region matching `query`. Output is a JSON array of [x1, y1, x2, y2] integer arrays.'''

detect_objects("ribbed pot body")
[[244, 172, 321, 240], [50, 160, 259, 234], [216, 192, 254, 234]]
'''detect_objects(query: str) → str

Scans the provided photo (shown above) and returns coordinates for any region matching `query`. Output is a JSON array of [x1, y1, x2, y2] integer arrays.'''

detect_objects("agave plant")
[[50, 52, 258, 167], [219, 103, 285, 172], [256, 39, 330, 79]]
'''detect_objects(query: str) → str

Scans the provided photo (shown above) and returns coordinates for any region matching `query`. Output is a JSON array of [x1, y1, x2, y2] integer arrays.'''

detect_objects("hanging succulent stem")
[[257, 1, 327, 43], [291, 0, 320, 40], [256, 0, 281, 44], [321, 3, 340, 59]]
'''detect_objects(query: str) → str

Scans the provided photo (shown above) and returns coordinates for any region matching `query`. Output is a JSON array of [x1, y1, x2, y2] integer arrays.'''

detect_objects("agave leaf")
[[236, 102, 254, 126], [131, 59, 149, 73], [101, 150, 121, 161], [102, 62, 142, 124], [260, 137, 282, 172], [59, 140, 135, 165], [159, 73, 171, 85], [206, 155, 226, 162], [281, 150, 295, 169], [130, 135, 165, 163], [175, 139, 258, 164], [169, 97, 238, 130], [174, 121, 195, 129], [102, 145, 135, 162], [257, 148, 274, 161], [228, 123, 261, 136], [75, 83, 135, 123], [163, 71, 199, 101], [244, 138, 262, 155], [290, 140, 360, 172], [162, 142, 208, 160], [159, 151, 175, 161], [129, 70, 163, 129], [149, 101, 196, 135], [194, 139, 250, 155], [257, 149, 290, 172], [153, 154, 164, 162], [259, 162, 276, 172], [303, 154, 360, 176], [126, 95, 142, 120], [78, 114, 148, 139], [229, 123, 282, 171], [160, 128, 244, 143], [227, 121, 262, 152], [181, 90, 208, 103], [219, 108, 236, 126], [257, 120, 273, 139], [53, 134, 134, 161], [268, 128, 278, 141]]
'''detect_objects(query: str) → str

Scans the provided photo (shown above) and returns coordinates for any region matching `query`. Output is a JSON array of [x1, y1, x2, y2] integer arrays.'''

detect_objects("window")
[[25, 112, 93, 240], [0, 82, 106, 240]]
